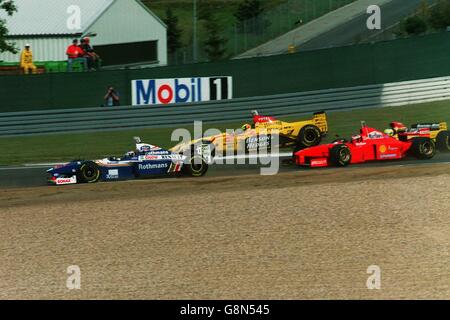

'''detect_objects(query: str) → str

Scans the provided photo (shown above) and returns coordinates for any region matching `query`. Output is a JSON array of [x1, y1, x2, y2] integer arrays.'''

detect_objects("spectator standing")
[[20, 44, 37, 74], [104, 87, 120, 107], [66, 39, 87, 72]]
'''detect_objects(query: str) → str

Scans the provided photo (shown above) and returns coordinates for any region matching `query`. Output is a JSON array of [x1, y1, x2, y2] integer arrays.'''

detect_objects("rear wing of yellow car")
[[313, 111, 328, 135]]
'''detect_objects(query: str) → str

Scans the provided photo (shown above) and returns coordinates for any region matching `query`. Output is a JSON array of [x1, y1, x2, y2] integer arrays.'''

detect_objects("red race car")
[[294, 122, 436, 167]]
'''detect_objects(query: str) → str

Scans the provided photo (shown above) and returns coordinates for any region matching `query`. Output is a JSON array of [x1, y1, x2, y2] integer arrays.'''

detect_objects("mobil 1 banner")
[[132, 76, 233, 106]]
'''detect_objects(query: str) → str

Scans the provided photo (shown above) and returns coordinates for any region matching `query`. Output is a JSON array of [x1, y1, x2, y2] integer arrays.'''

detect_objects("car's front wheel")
[[330, 144, 351, 166], [78, 161, 101, 183], [184, 156, 208, 177]]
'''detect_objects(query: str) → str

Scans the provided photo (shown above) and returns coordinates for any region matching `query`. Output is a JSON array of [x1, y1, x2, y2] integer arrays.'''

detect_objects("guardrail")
[[0, 76, 449, 137]]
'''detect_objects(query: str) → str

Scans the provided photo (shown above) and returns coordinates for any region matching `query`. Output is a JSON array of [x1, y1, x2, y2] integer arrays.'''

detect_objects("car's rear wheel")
[[184, 156, 208, 177], [436, 131, 450, 152], [410, 137, 436, 159], [78, 161, 101, 183], [296, 125, 322, 150], [330, 144, 351, 166]]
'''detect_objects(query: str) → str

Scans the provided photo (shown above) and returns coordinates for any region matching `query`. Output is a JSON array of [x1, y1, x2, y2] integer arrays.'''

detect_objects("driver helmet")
[[384, 128, 395, 136], [241, 123, 251, 131], [351, 134, 362, 141], [126, 151, 136, 158]]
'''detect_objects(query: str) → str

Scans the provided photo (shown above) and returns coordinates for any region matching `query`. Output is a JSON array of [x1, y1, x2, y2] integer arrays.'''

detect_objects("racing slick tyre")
[[78, 161, 101, 183], [184, 156, 208, 177], [436, 131, 450, 153], [296, 125, 322, 150], [410, 137, 436, 160], [330, 144, 351, 166]]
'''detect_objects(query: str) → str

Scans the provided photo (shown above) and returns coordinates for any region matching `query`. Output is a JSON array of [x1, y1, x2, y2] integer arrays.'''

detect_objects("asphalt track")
[[0, 153, 449, 189], [297, 0, 435, 51]]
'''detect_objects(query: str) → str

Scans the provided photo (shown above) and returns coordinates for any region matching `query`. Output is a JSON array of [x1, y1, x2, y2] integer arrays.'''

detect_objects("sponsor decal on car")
[[246, 135, 272, 150], [55, 176, 77, 185], [145, 150, 170, 155], [140, 146, 152, 152], [138, 163, 169, 170], [106, 169, 119, 180], [310, 158, 328, 167], [139, 154, 184, 161], [162, 155, 184, 160], [379, 153, 398, 159], [379, 145, 387, 153], [368, 132, 384, 139], [140, 155, 159, 160]]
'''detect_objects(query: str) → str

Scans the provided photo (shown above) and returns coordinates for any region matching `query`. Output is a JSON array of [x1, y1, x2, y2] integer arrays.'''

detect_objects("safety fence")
[[0, 76, 449, 137], [1, 32, 449, 112]]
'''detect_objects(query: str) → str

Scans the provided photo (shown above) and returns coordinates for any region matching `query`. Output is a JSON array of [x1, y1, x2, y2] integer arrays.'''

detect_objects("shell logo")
[[379, 145, 387, 153]]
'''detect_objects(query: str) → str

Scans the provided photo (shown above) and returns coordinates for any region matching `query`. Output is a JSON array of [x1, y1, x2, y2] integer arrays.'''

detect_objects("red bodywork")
[[295, 126, 415, 167]]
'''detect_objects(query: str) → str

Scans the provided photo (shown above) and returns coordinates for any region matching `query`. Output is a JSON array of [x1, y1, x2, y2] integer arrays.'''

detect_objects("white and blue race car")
[[47, 137, 211, 185]]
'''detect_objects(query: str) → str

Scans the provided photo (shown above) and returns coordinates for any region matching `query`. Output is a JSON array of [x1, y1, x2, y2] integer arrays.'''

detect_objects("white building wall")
[[0, 0, 167, 65], [88, 0, 167, 65], [0, 37, 73, 63]]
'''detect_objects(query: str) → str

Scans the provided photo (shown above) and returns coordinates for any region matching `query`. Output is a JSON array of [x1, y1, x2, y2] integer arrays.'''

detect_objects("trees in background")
[[234, 0, 264, 22], [0, 0, 17, 54], [429, 0, 450, 30], [400, 0, 450, 36], [163, 1, 229, 63], [164, 7, 182, 55], [403, 16, 428, 35], [198, 0, 228, 61], [234, 0, 269, 34], [203, 14, 228, 61]]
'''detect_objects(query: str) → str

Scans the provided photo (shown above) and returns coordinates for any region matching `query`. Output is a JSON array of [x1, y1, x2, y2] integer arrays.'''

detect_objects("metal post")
[[305, 0, 308, 22], [193, 0, 198, 62], [244, 22, 247, 51], [234, 24, 238, 55], [313, 0, 316, 18]]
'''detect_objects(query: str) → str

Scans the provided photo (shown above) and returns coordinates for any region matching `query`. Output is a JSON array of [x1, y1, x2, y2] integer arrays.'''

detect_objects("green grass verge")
[[0, 100, 449, 166]]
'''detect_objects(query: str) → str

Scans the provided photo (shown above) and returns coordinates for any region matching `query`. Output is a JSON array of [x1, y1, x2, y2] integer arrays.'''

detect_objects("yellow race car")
[[170, 111, 328, 158], [384, 121, 450, 152]]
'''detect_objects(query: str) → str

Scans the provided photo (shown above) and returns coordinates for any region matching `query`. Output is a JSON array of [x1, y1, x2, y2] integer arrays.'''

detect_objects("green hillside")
[[142, 0, 356, 62]]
